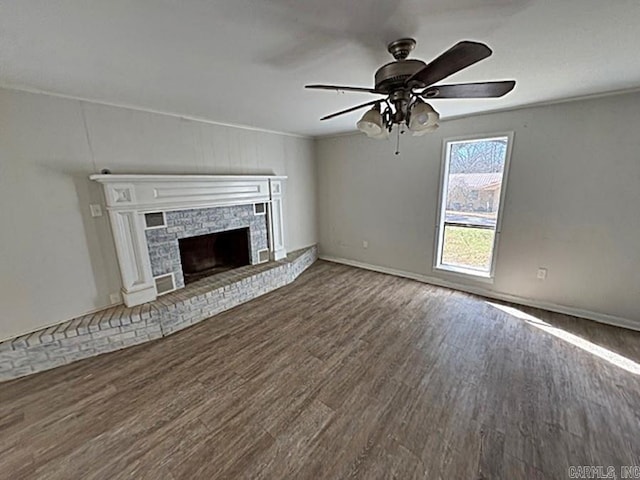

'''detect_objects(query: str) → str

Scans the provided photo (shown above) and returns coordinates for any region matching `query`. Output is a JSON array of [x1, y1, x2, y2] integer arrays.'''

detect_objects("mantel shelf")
[[90, 174, 288, 183], [91, 173, 287, 307]]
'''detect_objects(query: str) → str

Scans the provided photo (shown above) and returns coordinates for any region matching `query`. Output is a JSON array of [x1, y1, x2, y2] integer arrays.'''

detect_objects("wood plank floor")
[[1, 260, 639, 479]]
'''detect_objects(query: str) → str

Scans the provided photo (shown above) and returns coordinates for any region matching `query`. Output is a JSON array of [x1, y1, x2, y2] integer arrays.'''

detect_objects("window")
[[435, 133, 512, 278]]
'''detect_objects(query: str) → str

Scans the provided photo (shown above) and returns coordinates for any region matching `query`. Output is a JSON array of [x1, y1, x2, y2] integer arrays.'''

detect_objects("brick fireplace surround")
[[0, 174, 317, 382], [146, 204, 269, 290]]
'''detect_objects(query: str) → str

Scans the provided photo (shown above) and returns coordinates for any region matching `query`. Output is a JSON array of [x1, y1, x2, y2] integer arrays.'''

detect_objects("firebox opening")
[[178, 228, 250, 284]]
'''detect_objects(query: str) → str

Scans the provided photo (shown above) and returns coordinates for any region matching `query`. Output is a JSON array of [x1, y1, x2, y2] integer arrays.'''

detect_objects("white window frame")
[[433, 131, 514, 282]]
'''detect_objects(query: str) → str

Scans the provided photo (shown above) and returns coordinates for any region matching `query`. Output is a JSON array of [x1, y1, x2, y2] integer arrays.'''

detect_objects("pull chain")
[[395, 124, 405, 155]]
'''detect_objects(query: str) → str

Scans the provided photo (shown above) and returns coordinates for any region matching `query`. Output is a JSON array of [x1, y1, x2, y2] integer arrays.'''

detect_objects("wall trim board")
[[319, 255, 640, 332], [314, 85, 640, 140], [0, 85, 310, 139]]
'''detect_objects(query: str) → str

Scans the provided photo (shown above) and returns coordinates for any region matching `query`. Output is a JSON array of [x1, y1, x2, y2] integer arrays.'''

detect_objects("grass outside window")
[[441, 225, 495, 272]]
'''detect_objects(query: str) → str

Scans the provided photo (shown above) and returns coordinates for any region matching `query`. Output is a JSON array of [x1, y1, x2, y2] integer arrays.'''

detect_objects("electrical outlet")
[[537, 268, 547, 280], [89, 204, 103, 217], [362, 240, 369, 249], [109, 293, 121, 304]]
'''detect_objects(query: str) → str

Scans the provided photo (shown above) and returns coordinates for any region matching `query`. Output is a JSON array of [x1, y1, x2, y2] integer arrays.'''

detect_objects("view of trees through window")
[[438, 136, 509, 274]]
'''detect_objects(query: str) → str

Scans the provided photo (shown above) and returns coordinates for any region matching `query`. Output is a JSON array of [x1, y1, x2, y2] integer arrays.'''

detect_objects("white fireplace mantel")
[[90, 174, 287, 307]]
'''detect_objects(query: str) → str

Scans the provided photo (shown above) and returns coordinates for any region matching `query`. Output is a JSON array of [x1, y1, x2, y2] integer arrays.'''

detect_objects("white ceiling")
[[1, 0, 640, 137]]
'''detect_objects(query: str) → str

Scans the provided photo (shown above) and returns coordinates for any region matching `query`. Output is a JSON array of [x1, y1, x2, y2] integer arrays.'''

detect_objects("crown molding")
[[314, 85, 640, 140], [0, 84, 311, 139]]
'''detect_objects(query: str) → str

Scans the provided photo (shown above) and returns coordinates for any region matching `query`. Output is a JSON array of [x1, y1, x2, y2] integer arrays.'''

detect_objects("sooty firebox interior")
[[178, 228, 250, 284]]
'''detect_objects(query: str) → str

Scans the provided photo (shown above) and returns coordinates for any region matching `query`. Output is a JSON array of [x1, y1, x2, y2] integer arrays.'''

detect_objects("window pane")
[[436, 135, 510, 277], [444, 138, 508, 229], [441, 225, 495, 271]]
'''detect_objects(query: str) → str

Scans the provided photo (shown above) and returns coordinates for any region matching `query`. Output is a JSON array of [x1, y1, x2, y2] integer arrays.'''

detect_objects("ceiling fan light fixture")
[[408, 100, 439, 134], [307, 38, 515, 147], [371, 127, 390, 140], [356, 104, 384, 137], [411, 123, 439, 136]]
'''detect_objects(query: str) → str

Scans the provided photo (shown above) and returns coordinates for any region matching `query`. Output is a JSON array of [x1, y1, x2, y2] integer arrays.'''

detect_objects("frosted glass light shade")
[[411, 123, 439, 136], [408, 101, 439, 134], [357, 107, 384, 137], [371, 127, 389, 140]]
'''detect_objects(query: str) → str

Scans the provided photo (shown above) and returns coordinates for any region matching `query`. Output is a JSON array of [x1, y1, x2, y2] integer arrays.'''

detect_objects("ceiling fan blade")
[[320, 99, 381, 121], [306, 84, 380, 94], [422, 80, 516, 99], [407, 41, 493, 88]]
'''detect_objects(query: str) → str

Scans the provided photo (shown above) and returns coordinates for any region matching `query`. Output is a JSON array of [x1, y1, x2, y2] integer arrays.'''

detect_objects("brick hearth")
[[0, 246, 317, 382]]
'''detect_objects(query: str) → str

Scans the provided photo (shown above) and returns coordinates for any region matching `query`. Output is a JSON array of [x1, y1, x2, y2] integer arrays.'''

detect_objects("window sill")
[[434, 264, 495, 284]]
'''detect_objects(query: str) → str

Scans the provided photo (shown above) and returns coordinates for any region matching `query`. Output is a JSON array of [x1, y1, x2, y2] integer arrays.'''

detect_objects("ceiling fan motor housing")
[[374, 59, 427, 93]]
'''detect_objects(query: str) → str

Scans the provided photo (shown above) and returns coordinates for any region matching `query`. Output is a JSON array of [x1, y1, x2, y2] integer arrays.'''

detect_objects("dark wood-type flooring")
[[1, 261, 639, 479]]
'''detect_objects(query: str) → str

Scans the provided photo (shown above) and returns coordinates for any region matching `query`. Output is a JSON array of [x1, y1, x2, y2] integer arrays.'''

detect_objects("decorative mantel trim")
[[90, 174, 288, 307]]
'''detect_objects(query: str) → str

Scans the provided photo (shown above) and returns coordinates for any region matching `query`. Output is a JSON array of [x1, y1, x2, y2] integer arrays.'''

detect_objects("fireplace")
[[143, 204, 269, 292], [178, 228, 250, 284], [90, 174, 287, 307]]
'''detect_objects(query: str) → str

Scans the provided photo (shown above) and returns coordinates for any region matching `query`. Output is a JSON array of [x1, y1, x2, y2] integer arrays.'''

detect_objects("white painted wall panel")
[[0, 88, 316, 340], [316, 91, 640, 326]]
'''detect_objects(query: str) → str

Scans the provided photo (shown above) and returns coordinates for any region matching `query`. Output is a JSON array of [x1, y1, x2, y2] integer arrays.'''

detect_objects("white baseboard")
[[319, 255, 640, 332]]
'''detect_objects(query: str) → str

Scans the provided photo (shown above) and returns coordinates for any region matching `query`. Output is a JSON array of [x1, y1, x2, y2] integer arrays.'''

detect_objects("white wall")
[[316, 91, 640, 328], [0, 88, 317, 341]]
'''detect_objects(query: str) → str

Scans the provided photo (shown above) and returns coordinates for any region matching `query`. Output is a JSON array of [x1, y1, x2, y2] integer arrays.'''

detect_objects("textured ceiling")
[[1, 0, 640, 136]]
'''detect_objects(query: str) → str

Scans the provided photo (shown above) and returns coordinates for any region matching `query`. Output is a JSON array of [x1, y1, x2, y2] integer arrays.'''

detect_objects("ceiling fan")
[[306, 38, 515, 143]]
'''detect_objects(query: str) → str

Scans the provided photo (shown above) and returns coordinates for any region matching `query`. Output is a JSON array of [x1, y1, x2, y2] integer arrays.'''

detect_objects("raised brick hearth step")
[[0, 246, 317, 382]]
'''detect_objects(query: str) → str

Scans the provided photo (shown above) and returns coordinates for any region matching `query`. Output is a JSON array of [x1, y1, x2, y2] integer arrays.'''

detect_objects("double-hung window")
[[435, 133, 513, 279]]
